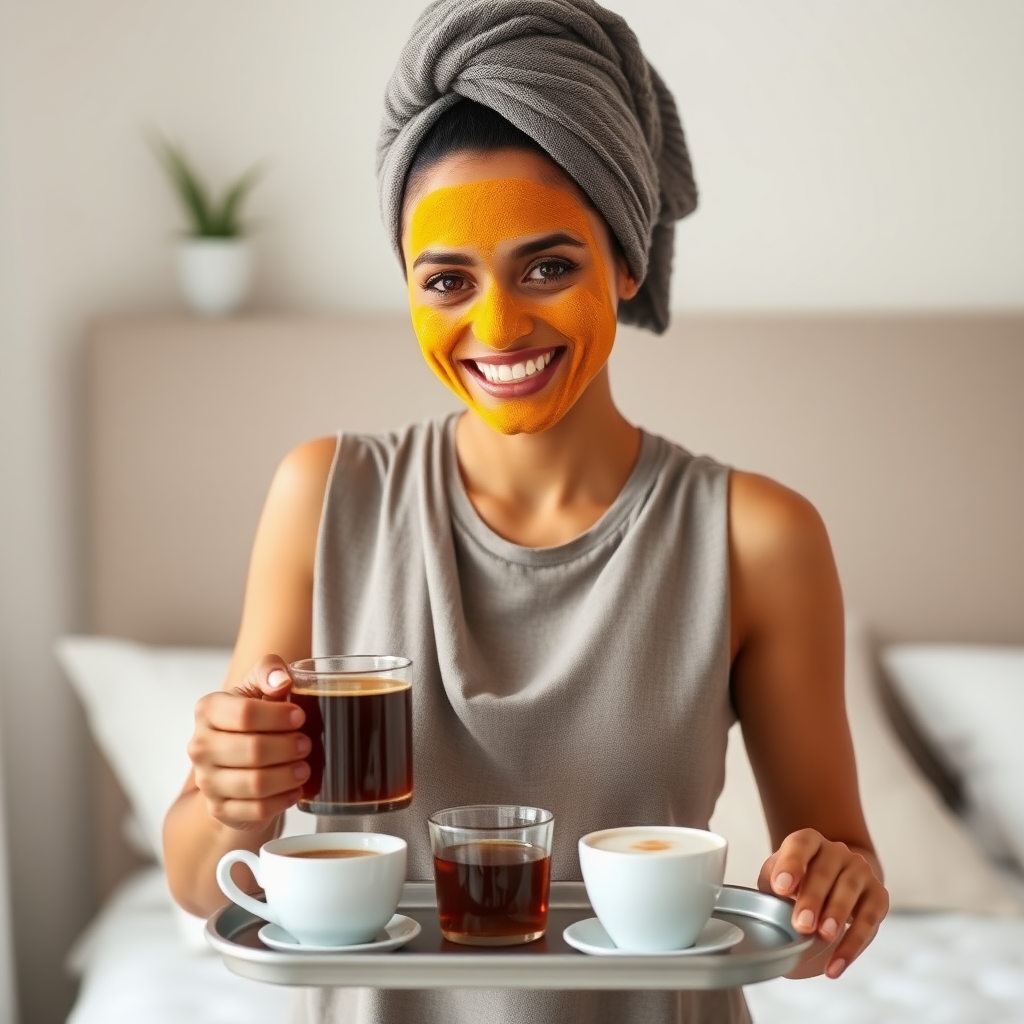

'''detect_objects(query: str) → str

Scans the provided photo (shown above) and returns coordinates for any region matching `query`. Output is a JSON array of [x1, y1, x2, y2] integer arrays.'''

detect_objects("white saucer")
[[258, 914, 421, 953], [563, 916, 744, 957]]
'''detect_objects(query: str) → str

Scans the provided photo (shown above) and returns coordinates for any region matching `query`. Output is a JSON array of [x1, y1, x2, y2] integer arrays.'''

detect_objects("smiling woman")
[[162, 3, 888, 1024]]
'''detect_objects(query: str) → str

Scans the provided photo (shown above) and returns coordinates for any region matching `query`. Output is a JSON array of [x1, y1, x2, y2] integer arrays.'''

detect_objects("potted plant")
[[152, 134, 265, 316]]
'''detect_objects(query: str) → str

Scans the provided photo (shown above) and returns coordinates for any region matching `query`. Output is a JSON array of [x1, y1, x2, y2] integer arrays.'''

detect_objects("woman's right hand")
[[188, 655, 311, 831]]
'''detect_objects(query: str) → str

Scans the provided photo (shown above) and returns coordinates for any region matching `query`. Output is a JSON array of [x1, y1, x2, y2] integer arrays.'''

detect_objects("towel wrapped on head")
[[377, 0, 698, 334]]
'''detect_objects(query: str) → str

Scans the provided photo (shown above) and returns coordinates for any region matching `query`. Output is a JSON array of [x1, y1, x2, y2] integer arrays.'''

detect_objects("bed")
[[59, 313, 1024, 1023]]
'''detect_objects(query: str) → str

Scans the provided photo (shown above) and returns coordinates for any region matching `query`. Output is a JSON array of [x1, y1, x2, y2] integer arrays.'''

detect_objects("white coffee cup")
[[216, 832, 406, 946], [578, 826, 727, 952]]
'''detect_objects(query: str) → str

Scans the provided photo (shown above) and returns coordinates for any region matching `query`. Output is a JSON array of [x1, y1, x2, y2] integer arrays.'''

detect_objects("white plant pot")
[[177, 238, 253, 316]]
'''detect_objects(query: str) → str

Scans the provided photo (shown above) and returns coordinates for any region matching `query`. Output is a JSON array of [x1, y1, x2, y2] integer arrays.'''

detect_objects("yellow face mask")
[[405, 178, 618, 435]]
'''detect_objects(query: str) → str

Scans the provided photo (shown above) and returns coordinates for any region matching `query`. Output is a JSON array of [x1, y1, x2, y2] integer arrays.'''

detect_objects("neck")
[[454, 367, 641, 547]]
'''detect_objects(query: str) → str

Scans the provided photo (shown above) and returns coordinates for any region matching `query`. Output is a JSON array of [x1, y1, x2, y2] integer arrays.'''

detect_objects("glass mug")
[[288, 656, 413, 815]]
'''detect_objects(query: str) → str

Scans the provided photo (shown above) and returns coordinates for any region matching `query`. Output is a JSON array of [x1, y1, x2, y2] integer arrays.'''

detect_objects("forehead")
[[408, 178, 594, 255]]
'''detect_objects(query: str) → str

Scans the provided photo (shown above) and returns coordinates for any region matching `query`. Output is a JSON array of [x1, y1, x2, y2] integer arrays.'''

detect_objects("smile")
[[462, 347, 565, 398]]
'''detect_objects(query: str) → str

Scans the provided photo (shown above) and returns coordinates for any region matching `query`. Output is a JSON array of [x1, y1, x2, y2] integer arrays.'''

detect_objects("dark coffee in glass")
[[289, 657, 413, 815]]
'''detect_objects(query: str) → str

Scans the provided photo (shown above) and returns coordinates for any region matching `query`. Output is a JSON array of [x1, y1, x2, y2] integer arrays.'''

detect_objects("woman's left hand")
[[758, 828, 889, 979]]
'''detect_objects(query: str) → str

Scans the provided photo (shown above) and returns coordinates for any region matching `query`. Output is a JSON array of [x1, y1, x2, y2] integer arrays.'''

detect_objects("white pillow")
[[881, 645, 1024, 870], [56, 636, 317, 950], [710, 619, 1020, 914]]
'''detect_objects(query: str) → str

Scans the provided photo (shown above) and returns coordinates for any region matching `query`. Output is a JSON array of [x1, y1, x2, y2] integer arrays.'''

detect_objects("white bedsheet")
[[66, 869, 294, 1024], [67, 868, 1024, 1024], [746, 912, 1024, 1024]]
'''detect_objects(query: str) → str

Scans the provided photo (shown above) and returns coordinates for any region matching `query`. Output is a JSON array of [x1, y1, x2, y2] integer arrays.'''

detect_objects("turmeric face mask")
[[405, 178, 618, 435]]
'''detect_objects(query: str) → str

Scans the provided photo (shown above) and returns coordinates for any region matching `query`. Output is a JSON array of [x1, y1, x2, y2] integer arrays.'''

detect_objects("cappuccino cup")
[[578, 826, 727, 952], [216, 832, 406, 946]]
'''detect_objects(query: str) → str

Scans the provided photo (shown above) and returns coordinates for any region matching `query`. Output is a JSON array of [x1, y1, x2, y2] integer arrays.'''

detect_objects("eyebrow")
[[511, 233, 586, 260], [412, 250, 477, 270], [411, 232, 586, 270]]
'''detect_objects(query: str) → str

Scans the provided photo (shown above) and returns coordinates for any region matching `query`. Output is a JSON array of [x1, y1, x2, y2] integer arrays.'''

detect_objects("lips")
[[462, 347, 565, 399]]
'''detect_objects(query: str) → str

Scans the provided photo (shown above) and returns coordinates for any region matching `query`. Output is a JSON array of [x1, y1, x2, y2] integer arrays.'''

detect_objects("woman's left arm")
[[728, 470, 889, 979]]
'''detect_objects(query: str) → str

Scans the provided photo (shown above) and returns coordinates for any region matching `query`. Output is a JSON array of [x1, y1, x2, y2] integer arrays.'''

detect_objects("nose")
[[470, 283, 533, 350]]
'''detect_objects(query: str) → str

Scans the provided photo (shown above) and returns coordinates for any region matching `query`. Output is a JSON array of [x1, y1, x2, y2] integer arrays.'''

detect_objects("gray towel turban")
[[377, 0, 697, 334]]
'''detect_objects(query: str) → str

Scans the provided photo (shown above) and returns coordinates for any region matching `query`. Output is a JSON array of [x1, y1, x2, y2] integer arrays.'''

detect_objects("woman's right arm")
[[162, 437, 337, 917]]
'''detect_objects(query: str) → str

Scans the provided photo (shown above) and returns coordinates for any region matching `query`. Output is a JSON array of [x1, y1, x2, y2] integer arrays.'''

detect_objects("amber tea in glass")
[[428, 805, 554, 946]]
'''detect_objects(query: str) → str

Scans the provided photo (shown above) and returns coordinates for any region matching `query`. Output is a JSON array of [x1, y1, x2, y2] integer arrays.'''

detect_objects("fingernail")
[[828, 958, 846, 979], [268, 669, 290, 689], [774, 872, 794, 893], [821, 918, 838, 940], [294, 762, 310, 780], [297, 736, 312, 756], [289, 708, 304, 728], [795, 909, 815, 931]]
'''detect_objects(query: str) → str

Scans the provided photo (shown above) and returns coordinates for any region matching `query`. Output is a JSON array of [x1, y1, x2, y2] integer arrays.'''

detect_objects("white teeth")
[[477, 350, 556, 384]]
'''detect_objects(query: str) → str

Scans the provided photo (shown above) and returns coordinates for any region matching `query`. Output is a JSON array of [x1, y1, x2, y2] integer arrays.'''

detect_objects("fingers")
[[192, 729, 312, 830], [204, 789, 305, 829], [187, 655, 312, 831], [190, 728, 311, 770], [788, 842, 854, 937], [760, 828, 824, 904], [196, 760, 310, 803], [814, 851, 871, 942], [196, 688, 304, 735], [761, 830, 889, 980], [245, 654, 296, 702], [825, 881, 890, 979]]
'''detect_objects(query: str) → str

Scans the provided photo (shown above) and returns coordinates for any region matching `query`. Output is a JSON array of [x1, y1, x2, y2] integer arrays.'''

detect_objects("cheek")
[[542, 292, 602, 341], [540, 272, 617, 353], [411, 306, 446, 349], [409, 290, 465, 359]]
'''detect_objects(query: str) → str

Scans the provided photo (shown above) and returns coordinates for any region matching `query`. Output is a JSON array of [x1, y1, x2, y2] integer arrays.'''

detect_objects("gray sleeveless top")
[[297, 415, 749, 1024]]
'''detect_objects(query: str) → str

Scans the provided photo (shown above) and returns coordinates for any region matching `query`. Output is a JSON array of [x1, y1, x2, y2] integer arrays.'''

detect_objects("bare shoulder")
[[226, 436, 338, 688], [729, 470, 829, 561], [248, 435, 338, 591], [253, 435, 338, 570], [727, 470, 842, 654], [267, 436, 338, 508]]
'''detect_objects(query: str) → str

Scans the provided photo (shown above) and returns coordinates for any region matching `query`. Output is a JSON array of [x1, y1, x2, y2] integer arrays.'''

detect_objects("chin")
[[473, 398, 575, 437]]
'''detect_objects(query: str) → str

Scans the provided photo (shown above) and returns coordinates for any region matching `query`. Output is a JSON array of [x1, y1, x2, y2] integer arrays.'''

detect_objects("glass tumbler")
[[428, 804, 554, 946]]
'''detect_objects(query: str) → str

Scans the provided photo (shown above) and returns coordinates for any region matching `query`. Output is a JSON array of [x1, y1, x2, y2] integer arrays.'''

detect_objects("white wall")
[[4, 1, 1024, 320], [0, 2, 1021, 1021]]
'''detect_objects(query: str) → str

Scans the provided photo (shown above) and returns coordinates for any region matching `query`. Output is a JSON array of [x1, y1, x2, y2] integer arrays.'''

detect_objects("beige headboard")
[[86, 313, 1024, 891]]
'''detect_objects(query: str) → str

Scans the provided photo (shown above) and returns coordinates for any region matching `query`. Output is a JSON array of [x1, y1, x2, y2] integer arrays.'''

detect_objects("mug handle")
[[215, 849, 280, 927]]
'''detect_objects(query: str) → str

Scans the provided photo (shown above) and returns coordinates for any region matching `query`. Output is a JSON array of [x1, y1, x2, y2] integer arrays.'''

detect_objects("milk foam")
[[589, 829, 720, 854]]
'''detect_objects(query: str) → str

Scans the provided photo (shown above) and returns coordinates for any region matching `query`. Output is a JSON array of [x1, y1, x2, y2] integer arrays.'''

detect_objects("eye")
[[525, 257, 579, 285], [423, 272, 471, 296]]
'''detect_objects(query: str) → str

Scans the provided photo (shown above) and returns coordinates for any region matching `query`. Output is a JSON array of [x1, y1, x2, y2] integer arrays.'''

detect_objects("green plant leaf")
[[148, 130, 214, 236], [211, 161, 267, 237]]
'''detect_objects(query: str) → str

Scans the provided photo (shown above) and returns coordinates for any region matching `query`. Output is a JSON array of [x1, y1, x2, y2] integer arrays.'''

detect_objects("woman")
[[164, 2, 888, 1021]]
